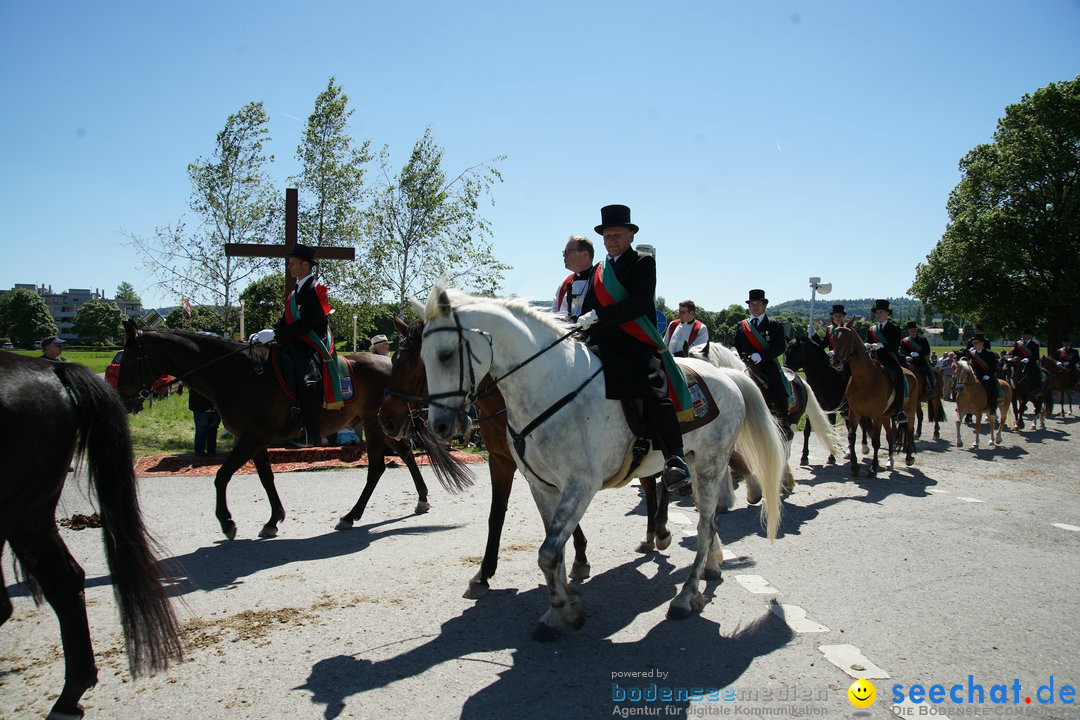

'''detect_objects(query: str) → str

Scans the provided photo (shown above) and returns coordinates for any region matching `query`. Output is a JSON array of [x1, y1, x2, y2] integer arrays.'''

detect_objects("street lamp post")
[[352, 315, 357, 352], [807, 277, 832, 336], [239, 300, 245, 340]]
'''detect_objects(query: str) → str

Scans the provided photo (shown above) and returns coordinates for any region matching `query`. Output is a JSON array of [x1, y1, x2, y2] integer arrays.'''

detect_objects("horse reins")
[[122, 331, 259, 401]]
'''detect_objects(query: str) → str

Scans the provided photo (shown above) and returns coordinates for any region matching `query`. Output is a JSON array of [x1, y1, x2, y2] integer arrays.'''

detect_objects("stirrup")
[[662, 458, 691, 492]]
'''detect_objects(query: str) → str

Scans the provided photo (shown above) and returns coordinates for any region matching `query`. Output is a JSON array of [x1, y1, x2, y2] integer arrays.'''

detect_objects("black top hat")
[[830, 304, 846, 315], [746, 289, 768, 304], [870, 299, 892, 315], [971, 333, 987, 343], [1021, 328, 1033, 336], [906, 321, 918, 330], [594, 205, 639, 235], [287, 244, 317, 264]]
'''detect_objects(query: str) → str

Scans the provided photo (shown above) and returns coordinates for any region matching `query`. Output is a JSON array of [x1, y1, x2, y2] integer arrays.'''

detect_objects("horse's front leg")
[[847, 416, 860, 475], [466, 449, 514, 598], [871, 421, 883, 474], [670, 461, 723, 619], [636, 474, 660, 553], [252, 449, 285, 538], [531, 480, 594, 639], [214, 440, 262, 539], [800, 419, 812, 465]]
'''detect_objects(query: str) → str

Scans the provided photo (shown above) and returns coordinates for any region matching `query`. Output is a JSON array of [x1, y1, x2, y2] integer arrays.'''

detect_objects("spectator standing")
[[40, 336, 68, 362], [188, 389, 220, 457]]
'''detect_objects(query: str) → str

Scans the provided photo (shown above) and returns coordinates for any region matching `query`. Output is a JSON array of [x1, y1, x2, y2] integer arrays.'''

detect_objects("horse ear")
[[393, 316, 409, 333], [123, 319, 138, 341]]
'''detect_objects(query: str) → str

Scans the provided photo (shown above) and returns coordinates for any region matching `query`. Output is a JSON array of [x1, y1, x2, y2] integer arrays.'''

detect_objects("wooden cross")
[[225, 188, 356, 297]]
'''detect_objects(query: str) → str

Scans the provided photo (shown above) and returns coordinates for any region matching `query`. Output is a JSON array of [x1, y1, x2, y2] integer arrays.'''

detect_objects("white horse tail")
[[802, 378, 845, 458], [723, 369, 783, 541]]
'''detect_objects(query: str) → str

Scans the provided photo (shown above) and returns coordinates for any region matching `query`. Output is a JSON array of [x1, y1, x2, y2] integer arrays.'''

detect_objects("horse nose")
[[429, 411, 454, 440]]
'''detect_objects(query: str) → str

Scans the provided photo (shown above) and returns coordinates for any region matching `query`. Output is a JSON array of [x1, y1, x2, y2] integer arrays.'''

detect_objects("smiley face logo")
[[847, 679, 876, 708]]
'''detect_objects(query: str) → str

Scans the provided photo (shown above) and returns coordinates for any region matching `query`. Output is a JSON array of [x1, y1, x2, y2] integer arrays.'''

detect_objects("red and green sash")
[[592, 260, 694, 421], [970, 352, 992, 375], [739, 319, 794, 409], [825, 325, 839, 349], [901, 337, 920, 354], [286, 284, 343, 409], [1014, 341, 1032, 359]]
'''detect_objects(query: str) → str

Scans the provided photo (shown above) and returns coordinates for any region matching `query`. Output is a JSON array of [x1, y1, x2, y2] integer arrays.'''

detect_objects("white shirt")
[[666, 319, 709, 355], [552, 273, 590, 319]]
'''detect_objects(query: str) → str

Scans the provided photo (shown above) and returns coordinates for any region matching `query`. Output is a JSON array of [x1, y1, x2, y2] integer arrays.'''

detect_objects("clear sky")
[[2, 1, 1077, 314]]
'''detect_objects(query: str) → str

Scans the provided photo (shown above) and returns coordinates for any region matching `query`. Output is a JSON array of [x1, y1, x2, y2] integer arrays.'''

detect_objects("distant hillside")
[[768, 297, 924, 320]]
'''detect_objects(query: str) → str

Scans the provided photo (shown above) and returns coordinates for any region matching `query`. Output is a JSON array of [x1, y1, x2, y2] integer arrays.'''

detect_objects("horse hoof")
[[655, 531, 672, 551], [634, 540, 656, 554], [826, 455, 836, 465], [905, 457, 915, 466], [570, 561, 591, 580], [799, 455, 809, 466], [334, 517, 354, 531], [223, 521, 237, 540], [666, 603, 693, 621], [415, 501, 431, 514], [258, 525, 278, 539], [464, 579, 490, 600], [531, 623, 562, 642]]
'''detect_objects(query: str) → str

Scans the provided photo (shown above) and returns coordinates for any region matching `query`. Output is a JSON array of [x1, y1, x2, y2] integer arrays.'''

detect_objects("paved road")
[[3, 409, 1079, 720]]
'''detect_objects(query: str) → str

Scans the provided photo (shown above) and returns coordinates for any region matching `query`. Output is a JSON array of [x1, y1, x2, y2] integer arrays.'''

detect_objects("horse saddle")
[[744, 364, 802, 422], [270, 346, 357, 406]]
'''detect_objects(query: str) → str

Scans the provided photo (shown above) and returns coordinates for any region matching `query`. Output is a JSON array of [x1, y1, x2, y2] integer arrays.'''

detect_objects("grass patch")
[[127, 392, 231, 458], [8, 348, 119, 373]]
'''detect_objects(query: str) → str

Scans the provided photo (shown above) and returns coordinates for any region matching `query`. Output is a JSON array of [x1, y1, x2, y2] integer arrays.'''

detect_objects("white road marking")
[[1052, 523, 1080, 532], [818, 644, 890, 679], [769, 603, 829, 633], [955, 497, 984, 503], [925, 488, 950, 494], [735, 574, 779, 594]]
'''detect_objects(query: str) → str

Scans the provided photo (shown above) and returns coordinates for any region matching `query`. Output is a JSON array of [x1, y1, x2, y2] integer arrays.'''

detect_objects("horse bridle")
[[119, 330, 257, 402]]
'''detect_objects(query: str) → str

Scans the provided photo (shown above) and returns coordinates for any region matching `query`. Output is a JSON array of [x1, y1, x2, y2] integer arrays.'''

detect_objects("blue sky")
[[2, 1, 1077, 315]]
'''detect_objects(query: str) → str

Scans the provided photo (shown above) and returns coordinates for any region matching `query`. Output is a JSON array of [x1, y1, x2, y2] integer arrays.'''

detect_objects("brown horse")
[[378, 318, 590, 598], [116, 321, 469, 540], [1, 352, 182, 718], [831, 326, 919, 474], [1040, 356, 1078, 419], [953, 359, 1013, 448]]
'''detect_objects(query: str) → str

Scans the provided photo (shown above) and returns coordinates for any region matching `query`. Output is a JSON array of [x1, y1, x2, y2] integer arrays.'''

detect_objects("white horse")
[[691, 343, 844, 506], [419, 285, 785, 635]]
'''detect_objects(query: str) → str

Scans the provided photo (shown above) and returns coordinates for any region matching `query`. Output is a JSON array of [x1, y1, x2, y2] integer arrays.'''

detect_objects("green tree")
[[72, 299, 125, 345], [126, 101, 280, 336], [239, 274, 284, 336], [165, 305, 227, 335], [361, 126, 510, 314], [941, 318, 959, 342], [115, 281, 142, 304], [0, 288, 56, 347], [910, 76, 1080, 349], [292, 77, 373, 296]]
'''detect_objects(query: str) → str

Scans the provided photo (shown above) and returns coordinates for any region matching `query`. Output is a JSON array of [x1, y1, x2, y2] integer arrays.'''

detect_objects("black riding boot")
[[893, 369, 907, 424], [646, 397, 692, 493]]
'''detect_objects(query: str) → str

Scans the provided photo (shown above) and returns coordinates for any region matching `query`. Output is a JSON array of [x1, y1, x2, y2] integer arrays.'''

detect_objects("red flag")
[[182, 297, 192, 317]]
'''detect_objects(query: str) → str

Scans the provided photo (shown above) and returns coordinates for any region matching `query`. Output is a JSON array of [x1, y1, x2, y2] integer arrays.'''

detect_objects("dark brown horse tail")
[[54, 362, 183, 676], [408, 415, 476, 494]]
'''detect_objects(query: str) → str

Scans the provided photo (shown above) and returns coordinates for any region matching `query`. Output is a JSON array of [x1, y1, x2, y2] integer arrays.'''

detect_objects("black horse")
[[1, 352, 182, 719], [783, 335, 857, 464], [1006, 352, 1045, 430], [116, 321, 470, 540]]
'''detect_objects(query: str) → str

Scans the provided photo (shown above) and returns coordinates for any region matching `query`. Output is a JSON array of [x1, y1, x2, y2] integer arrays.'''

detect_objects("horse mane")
[[424, 284, 568, 337], [146, 328, 245, 353]]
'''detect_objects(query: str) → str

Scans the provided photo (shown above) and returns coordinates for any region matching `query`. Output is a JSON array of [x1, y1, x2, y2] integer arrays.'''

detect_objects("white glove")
[[909, 351, 919, 358], [982, 375, 991, 381], [749, 352, 762, 364], [253, 328, 275, 344], [576, 310, 598, 330], [866, 342, 883, 351], [827, 350, 835, 359], [1021, 357, 1029, 364]]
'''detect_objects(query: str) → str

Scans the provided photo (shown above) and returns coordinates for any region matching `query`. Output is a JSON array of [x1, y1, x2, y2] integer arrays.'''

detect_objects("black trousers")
[[285, 344, 323, 440]]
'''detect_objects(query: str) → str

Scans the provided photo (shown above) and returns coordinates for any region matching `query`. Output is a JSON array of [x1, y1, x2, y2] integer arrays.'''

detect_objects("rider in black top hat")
[[577, 204, 692, 493], [865, 299, 906, 423], [733, 289, 791, 437], [901, 321, 934, 395]]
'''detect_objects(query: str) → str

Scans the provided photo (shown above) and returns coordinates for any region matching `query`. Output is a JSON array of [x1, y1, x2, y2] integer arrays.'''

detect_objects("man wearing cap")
[[40, 336, 68, 362], [864, 299, 907, 423], [552, 235, 596, 322], [901, 321, 934, 396], [968, 334, 1001, 416], [820, 305, 847, 354], [576, 204, 693, 493], [250, 243, 333, 447], [369, 334, 391, 356], [734, 289, 791, 436]]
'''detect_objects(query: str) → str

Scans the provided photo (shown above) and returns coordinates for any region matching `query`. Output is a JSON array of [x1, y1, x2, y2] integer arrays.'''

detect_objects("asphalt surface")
[[2, 405, 1079, 720]]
